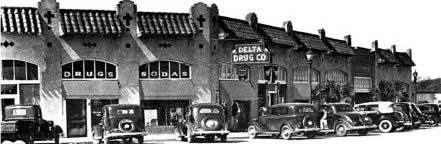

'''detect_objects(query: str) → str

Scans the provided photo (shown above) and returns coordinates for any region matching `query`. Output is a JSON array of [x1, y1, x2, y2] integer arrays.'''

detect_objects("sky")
[[2, 0, 440, 79]]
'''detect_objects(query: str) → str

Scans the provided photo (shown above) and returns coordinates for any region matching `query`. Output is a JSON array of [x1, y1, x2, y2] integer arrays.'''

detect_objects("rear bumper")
[[191, 130, 230, 136], [396, 121, 413, 126]]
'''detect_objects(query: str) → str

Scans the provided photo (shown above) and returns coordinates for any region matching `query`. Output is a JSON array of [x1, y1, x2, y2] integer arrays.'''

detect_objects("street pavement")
[[144, 125, 441, 144]]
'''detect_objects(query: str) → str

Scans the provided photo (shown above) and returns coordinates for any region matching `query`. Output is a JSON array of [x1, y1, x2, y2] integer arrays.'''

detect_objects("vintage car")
[[319, 103, 377, 136], [393, 102, 424, 130], [247, 103, 320, 140], [354, 102, 412, 133], [1, 105, 63, 144], [417, 103, 440, 126], [93, 104, 147, 144], [175, 103, 229, 143]]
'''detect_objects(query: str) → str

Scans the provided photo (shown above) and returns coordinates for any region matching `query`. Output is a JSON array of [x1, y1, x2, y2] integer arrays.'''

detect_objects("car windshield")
[[334, 105, 354, 112], [116, 109, 135, 115], [419, 106, 435, 112], [297, 106, 316, 113], [198, 108, 220, 114]]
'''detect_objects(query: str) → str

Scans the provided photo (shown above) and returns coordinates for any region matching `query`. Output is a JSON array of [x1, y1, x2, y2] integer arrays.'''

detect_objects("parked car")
[[354, 101, 412, 133], [319, 103, 377, 136], [417, 103, 440, 126], [175, 103, 229, 143], [393, 102, 424, 130], [1, 105, 63, 144], [247, 103, 320, 140], [93, 104, 147, 144]]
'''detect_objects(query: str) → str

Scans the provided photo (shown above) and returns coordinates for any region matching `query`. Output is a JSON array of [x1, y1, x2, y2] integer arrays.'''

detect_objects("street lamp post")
[[306, 50, 314, 104], [413, 70, 418, 103]]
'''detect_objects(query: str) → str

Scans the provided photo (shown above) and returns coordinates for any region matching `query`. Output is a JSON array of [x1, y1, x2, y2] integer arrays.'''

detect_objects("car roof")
[[5, 104, 39, 109], [271, 103, 315, 107], [104, 104, 140, 109], [190, 103, 223, 108], [323, 103, 352, 106]]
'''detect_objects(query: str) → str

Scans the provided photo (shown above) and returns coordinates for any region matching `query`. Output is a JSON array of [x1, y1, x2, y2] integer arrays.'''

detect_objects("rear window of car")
[[199, 108, 220, 114], [116, 109, 135, 115], [12, 109, 27, 115], [334, 105, 354, 112]]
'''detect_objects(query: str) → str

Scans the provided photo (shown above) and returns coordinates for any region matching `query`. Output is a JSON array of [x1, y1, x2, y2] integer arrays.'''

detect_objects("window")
[[1, 84, 17, 94], [293, 67, 319, 82], [116, 109, 135, 115], [139, 61, 191, 80], [2, 60, 39, 81], [298, 107, 315, 113], [199, 108, 220, 114], [334, 105, 354, 112], [354, 77, 372, 92], [219, 63, 249, 80], [62, 60, 117, 80], [259, 65, 287, 84], [325, 70, 347, 84]]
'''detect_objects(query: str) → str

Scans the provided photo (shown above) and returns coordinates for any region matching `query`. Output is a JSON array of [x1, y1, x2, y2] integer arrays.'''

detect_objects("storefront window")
[[325, 70, 347, 84], [258, 65, 286, 84], [139, 61, 191, 80], [66, 99, 87, 137], [354, 77, 372, 92], [293, 67, 319, 82], [62, 60, 117, 80], [2, 60, 39, 81], [141, 100, 189, 126], [219, 63, 249, 81]]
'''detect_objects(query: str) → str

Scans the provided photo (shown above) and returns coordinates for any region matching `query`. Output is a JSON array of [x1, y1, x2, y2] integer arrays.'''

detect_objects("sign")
[[232, 44, 270, 64]]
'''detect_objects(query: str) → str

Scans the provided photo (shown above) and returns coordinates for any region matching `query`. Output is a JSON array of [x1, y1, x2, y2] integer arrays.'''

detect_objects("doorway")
[[231, 101, 250, 132], [66, 99, 87, 137]]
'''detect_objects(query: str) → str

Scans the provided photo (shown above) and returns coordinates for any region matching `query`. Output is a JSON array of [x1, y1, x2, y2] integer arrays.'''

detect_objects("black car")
[[247, 103, 321, 140], [319, 103, 377, 136], [354, 102, 411, 133], [393, 102, 424, 130], [175, 103, 229, 143], [1, 105, 63, 144], [92, 104, 147, 144], [417, 103, 440, 126]]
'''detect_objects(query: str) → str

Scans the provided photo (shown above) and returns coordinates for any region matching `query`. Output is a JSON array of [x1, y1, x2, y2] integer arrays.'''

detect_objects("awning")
[[220, 81, 257, 101], [62, 80, 120, 99], [140, 80, 196, 100]]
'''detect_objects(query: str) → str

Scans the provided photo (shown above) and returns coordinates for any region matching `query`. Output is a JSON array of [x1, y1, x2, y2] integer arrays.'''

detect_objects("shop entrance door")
[[66, 99, 87, 137], [231, 101, 250, 132]]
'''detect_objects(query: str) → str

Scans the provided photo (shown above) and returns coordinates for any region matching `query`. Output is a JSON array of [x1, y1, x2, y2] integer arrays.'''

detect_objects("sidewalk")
[[58, 132, 248, 144]]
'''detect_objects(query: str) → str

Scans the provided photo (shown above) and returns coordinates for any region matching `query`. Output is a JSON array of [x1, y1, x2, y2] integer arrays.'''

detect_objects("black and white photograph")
[[1, 0, 440, 144]]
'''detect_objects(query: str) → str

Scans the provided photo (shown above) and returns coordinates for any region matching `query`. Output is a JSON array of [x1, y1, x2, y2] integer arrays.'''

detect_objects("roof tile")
[[59, 9, 121, 35], [395, 52, 415, 66], [293, 31, 327, 51], [327, 38, 354, 55], [376, 48, 399, 63], [137, 12, 196, 36], [218, 16, 260, 40], [1, 7, 41, 34], [259, 24, 295, 45]]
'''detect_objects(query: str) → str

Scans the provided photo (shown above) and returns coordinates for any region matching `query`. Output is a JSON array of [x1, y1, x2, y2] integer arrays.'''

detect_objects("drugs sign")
[[232, 44, 270, 64]]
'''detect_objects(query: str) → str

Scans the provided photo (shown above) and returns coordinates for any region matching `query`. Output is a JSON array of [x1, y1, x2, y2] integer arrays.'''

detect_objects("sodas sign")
[[232, 44, 270, 64]]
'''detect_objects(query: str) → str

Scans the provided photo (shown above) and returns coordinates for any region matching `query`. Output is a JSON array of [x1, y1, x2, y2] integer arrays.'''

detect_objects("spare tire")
[[201, 117, 220, 131], [302, 116, 315, 128], [118, 119, 135, 132]]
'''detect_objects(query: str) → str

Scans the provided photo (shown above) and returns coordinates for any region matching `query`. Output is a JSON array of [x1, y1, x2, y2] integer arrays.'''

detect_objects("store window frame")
[[258, 65, 287, 84], [293, 66, 320, 83], [325, 70, 348, 84], [219, 62, 250, 81], [354, 77, 372, 92], [139, 60, 191, 80], [62, 60, 118, 80]]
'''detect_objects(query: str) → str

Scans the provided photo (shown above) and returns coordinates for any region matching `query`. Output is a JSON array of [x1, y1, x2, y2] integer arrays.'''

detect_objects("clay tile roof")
[[59, 9, 122, 35], [376, 48, 398, 63], [327, 38, 354, 55], [395, 52, 415, 66], [293, 31, 327, 51], [137, 12, 196, 36], [259, 24, 295, 45], [1, 7, 42, 34], [218, 16, 260, 40]]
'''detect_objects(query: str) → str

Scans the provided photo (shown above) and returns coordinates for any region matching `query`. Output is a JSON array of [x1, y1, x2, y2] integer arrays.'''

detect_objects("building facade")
[[1, 0, 415, 138]]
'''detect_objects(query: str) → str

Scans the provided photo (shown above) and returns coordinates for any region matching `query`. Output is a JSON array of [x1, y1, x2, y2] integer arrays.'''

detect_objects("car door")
[[265, 107, 280, 132], [324, 106, 337, 129]]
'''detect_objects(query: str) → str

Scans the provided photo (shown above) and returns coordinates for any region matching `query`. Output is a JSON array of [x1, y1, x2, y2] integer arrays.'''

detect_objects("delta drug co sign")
[[232, 44, 270, 64]]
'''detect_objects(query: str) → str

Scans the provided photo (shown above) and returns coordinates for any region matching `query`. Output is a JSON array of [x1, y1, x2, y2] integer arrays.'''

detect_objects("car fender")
[[248, 121, 265, 133], [335, 115, 354, 128]]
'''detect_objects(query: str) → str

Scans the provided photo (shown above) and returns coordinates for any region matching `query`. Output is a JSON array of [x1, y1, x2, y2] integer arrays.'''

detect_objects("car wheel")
[[220, 135, 227, 142], [429, 117, 439, 127], [358, 129, 369, 136], [280, 125, 292, 140], [378, 119, 393, 133], [335, 123, 348, 137], [247, 125, 258, 139]]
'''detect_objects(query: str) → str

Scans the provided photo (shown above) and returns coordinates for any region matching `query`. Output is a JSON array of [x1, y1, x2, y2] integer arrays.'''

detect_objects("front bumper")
[[191, 130, 230, 136], [294, 127, 321, 133], [105, 132, 147, 139], [396, 121, 413, 126]]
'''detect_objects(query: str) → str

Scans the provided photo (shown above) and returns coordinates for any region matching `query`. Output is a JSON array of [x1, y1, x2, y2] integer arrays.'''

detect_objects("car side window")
[[322, 106, 333, 114], [278, 107, 289, 115], [367, 104, 379, 111], [269, 108, 278, 116]]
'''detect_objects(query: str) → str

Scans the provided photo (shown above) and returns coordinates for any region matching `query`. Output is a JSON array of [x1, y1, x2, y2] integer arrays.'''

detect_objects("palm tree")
[[311, 80, 353, 106]]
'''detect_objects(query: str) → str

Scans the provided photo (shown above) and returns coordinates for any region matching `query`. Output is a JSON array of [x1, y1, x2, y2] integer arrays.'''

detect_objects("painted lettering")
[[86, 71, 94, 77], [182, 72, 188, 77], [107, 72, 114, 78], [64, 71, 71, 77], [171, 72, 179, 77], [97, 71, 104, 77], [161, 72, 169, 77], [151, 71, 158, 77], [140, 72, 147, 77]]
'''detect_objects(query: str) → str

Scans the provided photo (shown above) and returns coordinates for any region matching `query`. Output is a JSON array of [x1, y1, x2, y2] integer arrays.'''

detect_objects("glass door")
[[66, 99, 87, 137]]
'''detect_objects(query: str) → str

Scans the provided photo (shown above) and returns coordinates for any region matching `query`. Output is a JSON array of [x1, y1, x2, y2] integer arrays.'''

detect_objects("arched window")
[[62, 60, 117, 80], [2, 60, 39, 81], [219, 63, 249, 81], [325, 70, 347, 84], [293, 67, 319, 82], [258, 65, 287, 84], [139, 61, 190, 80]]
